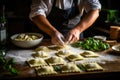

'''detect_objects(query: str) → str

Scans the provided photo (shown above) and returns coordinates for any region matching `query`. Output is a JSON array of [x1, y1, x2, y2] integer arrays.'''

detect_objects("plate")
[[112, 44, 120, 53]]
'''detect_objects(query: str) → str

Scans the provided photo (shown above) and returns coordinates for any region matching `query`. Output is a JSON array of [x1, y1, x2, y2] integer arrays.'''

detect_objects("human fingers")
[[51, 34, 65, 46], [57, 35, 65, 46], [66, 34, 78, 44]]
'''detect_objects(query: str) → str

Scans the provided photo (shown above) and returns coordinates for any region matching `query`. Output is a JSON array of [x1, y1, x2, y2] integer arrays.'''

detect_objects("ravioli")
[[81, 62, 104, 72], [27, 58, 48, 67], [35, 46, 51, 52], [32, 51, 48, 58], [61, 63, 81, 73], [80, 51, 99, 58], [14, 33, 39, 41], [66, 54, 84, 62], [35, 66, 57, 76], [45, 56, 66, 65], [56, 50, 72, 57], [48, 45, 70, 51]]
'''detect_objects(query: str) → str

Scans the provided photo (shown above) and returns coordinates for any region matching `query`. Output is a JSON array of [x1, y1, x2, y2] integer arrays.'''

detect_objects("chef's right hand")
[[51, 31, 65, 46]]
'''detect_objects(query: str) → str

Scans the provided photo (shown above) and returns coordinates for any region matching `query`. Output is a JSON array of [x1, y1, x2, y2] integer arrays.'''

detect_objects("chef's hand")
[[65, 28, 80, 44], [51, 31, 65, 46]]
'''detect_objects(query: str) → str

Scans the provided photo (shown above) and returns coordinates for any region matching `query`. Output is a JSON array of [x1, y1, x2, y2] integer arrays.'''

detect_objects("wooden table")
[[1, 39, 120, 80]]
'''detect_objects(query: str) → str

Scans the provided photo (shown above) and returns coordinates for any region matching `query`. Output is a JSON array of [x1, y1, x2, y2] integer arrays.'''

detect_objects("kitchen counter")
[[1, 39, 120, 80]]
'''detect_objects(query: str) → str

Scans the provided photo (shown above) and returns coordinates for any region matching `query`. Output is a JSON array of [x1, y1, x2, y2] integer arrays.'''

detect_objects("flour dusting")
[[5, 45, 120, 65]]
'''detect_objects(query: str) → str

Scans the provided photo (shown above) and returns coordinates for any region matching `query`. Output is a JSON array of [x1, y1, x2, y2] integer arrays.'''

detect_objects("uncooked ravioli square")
[[27, 58, 48, 67], [35, 66, 57, 76], [66, 54, 84, 62], [81, 62, 104, 72]]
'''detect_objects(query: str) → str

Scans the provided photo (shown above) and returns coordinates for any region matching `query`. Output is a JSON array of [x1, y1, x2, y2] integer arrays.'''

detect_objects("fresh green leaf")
[[10, 67, 18, 75], [7, 58, 16, 65], [0, 55, 18, 75]]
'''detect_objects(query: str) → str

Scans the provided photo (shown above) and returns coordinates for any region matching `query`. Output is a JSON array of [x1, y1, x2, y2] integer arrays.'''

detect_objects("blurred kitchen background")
[[1, 0, 120, 39]]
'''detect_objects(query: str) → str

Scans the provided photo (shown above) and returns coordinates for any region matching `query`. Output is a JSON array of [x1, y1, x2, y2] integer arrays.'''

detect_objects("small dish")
[[93, 35, 106, 41], [112, 44, 120, 53]]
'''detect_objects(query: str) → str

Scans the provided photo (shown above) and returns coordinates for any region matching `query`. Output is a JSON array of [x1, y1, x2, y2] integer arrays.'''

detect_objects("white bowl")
[[93, 35, 106, 41], [10, 33, 43, 48], [112, 44, 120, 53]]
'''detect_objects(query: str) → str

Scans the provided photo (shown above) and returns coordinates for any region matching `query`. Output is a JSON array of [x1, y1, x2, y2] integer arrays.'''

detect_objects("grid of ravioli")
[[26, 45, 104, 76]]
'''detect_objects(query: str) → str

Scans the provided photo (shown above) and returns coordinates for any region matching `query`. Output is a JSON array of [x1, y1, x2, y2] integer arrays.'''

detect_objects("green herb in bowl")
[[71, 37, 110, 51]]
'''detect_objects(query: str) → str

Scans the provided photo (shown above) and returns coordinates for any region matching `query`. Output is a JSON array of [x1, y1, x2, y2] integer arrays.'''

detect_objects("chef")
[[29, 0, 101, 45]]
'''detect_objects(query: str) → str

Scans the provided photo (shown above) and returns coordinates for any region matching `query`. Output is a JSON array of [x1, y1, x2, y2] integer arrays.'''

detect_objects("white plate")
[[112, 44, 120, 53]]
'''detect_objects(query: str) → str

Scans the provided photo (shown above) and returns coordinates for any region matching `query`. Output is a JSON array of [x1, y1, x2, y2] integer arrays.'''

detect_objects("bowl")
[[112, 44, 120, 53], [10, 33, 43, 48], [93, 35, 107, 41]]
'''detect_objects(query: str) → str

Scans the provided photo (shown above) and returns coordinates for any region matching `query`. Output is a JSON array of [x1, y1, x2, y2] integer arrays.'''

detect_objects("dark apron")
[[47, 0, 79, 36]]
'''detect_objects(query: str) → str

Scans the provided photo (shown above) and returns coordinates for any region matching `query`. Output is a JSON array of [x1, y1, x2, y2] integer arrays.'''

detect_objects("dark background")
[[1, 0, 120, 38]]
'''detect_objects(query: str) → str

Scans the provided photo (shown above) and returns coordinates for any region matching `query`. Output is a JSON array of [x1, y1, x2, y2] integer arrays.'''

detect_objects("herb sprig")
[[0, 50, 18, 75]]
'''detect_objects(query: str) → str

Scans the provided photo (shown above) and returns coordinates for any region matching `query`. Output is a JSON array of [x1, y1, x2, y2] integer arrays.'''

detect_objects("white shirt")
[[29, 0, 101, 28]]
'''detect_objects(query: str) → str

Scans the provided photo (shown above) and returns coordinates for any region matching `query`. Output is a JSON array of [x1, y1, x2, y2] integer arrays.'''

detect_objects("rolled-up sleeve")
[[29, 0, 49, 20], [84, 0, 101, 12]]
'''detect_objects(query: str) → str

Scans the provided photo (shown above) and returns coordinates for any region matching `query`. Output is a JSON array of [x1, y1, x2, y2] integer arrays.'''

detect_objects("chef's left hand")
[[65, 28, 81, 44]]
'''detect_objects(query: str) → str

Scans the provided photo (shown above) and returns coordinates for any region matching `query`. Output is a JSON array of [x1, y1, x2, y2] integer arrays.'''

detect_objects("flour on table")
[[6, 50, 34, 65], [5, 45, 120, 65]]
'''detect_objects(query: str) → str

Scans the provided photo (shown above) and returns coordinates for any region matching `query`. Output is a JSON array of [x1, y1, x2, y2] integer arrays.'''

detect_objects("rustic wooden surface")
[[1, 39, 120, 80]]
